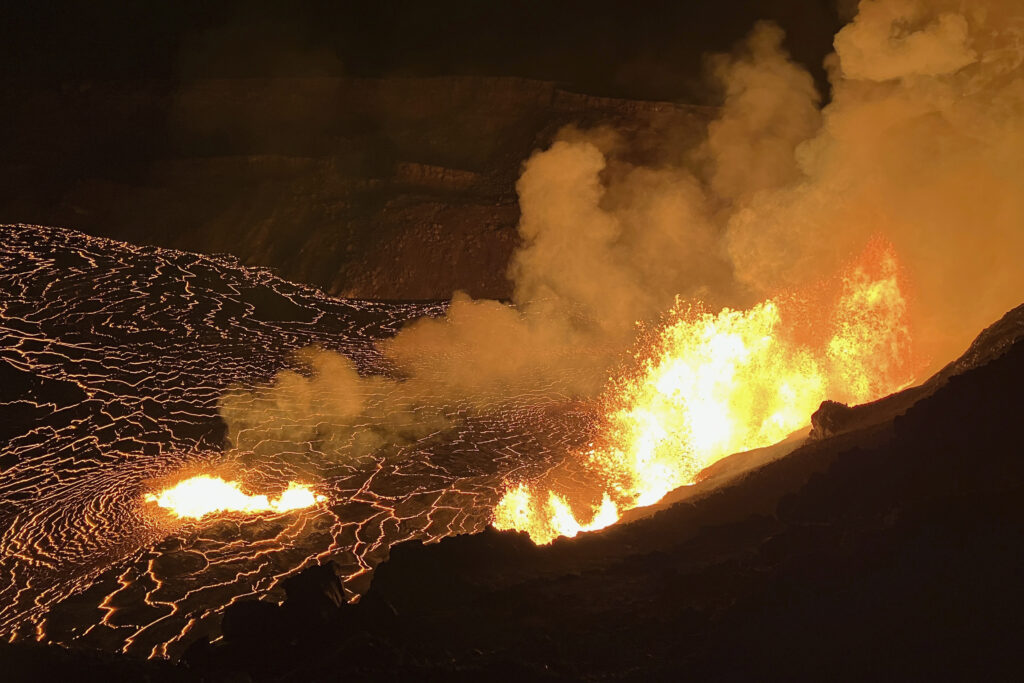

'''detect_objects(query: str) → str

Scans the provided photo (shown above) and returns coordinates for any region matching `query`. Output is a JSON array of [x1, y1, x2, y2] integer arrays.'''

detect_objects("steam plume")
[[222, 0, 1024, 462]]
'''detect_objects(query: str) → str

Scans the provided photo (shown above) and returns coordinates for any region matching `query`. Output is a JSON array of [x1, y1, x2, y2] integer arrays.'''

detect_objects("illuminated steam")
[[219, 0, 1024, 530]]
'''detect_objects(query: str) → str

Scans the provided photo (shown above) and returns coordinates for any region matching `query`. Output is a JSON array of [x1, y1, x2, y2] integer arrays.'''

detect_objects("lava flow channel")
[[494, 241, 917, 544]]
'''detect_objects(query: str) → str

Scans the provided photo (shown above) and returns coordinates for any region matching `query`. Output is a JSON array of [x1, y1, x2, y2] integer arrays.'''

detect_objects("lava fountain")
[[494, 241, 916, 544], [145, 475, 326, 519]]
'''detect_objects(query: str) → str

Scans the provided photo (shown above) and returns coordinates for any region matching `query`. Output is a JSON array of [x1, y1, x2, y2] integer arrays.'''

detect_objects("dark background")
[[2, 0, 844, 101], [0, 1, 847, 302]]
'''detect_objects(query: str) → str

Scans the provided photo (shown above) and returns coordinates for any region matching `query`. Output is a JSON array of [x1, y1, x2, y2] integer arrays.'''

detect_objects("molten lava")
[[494, 243, 915, 544], [144, 475, 326, 519], [493, 484, 620, 543]]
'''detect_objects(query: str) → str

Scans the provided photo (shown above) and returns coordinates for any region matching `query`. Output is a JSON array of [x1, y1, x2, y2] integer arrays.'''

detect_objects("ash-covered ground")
[[0, 223, 596, 659]]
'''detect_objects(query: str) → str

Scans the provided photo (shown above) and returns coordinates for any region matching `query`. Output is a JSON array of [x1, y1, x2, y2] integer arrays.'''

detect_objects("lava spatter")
[[494, 242, 917, 544], [144, 476, 326, 519]]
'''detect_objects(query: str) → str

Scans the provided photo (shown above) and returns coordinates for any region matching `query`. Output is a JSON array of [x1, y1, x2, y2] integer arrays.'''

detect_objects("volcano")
[[2, 223, 1023, 680], [4, 0, 1024, 679]]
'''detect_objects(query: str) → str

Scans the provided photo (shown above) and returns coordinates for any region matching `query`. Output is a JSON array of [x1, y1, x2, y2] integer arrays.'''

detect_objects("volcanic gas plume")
[[218, 0, 1024, 544]]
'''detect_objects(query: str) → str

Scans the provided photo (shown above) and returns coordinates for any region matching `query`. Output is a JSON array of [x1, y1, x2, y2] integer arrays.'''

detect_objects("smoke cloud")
[[727, 0, 1024, 365], [222, 0, 1024, 461]]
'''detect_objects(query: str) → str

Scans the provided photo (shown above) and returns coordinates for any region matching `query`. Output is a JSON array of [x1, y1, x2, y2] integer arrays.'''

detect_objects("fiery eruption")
[[494, 243, 915, 544], [144, 475, 326, 519]]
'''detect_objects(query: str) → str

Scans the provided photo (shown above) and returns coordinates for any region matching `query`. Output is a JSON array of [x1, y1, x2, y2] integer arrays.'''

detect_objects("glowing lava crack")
[[145, 476, 326, 519]]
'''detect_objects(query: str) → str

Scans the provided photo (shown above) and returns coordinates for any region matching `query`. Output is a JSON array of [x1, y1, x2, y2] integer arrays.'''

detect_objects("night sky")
[[2, 0, 844, 101]]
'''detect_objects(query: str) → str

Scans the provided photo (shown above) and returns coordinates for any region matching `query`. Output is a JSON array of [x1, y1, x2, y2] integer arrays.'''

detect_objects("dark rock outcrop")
[[809, 399, 853, 440], [280, 561, 346, 618], [0, 640, 187, 682]]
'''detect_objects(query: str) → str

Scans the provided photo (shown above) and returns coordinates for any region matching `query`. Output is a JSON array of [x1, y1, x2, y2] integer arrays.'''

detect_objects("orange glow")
[[144, 475, 326, 519], [827, 241, 914, 405], [492, 484, 620, 545], [494, 242, 915, 544]]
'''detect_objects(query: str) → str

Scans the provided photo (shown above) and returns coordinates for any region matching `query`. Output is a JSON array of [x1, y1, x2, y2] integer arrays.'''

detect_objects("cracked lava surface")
[[0, 224, 595, 658]]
